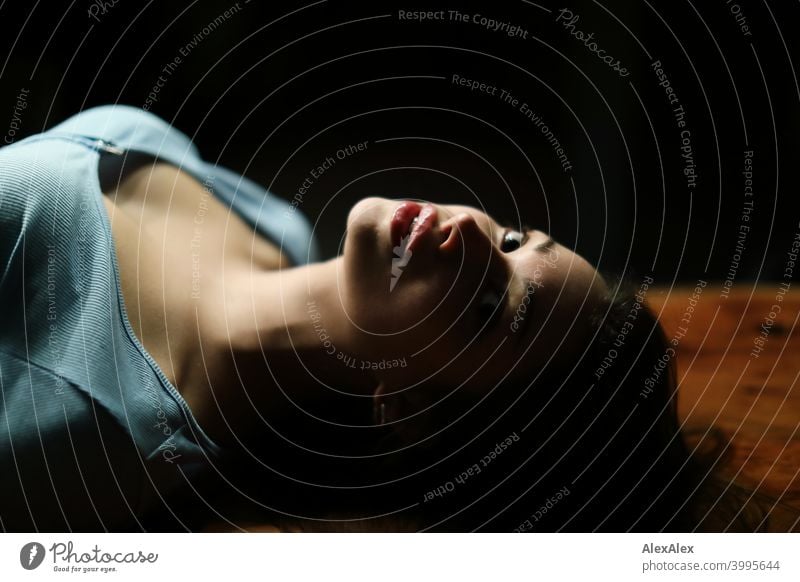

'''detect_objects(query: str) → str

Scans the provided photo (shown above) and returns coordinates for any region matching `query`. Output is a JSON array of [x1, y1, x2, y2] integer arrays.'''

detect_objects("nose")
[[440, 212, 496, 260]]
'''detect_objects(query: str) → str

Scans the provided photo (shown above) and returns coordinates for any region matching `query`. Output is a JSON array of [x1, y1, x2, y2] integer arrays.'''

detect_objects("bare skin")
[[102, 162, 375, 445], [102, 162, 607, 448]]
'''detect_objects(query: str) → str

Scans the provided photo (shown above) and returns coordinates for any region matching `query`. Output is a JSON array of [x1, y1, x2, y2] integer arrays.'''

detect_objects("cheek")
[[397, 268, 476, 327], [408, 337, 490, 397], [401, 269, 490, 350], [356, 285, 464, 349], [344, 247, 485, 336]]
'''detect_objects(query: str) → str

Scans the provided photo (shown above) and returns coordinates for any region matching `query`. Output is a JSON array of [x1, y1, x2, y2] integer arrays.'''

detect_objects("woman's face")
[[341, 197, 608, 413]]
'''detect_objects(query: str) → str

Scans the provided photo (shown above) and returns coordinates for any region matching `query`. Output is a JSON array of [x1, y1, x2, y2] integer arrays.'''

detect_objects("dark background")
[[1, 0, 798, 282]]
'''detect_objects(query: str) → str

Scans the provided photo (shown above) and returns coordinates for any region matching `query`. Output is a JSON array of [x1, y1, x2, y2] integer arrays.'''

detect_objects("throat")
[[181, 261, 380, 446]]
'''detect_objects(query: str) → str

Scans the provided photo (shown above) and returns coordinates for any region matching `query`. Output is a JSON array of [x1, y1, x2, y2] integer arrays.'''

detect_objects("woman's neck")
[[196, 257, 380, 445]]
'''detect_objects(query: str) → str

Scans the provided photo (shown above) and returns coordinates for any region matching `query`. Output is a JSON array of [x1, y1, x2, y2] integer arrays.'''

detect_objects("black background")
[[2, 0, 798, 282]]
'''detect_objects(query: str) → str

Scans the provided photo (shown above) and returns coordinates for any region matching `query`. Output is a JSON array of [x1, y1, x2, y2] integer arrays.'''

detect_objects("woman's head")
[[363, 280, 700, 532], [339, 196, 608, 425], [244, 276, 700, 532], [229, 199, 703, 532]]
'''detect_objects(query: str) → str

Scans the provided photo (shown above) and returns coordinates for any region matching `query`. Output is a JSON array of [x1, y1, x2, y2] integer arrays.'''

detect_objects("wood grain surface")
[[647, 283, 800, 531]]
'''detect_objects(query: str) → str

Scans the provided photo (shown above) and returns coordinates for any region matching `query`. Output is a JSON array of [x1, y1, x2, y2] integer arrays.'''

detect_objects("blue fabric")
[[0, 105, 319, 531]]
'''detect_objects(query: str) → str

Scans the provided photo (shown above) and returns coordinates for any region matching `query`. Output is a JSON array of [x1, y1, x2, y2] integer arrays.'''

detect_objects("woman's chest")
[[101, 162, 288, 391]]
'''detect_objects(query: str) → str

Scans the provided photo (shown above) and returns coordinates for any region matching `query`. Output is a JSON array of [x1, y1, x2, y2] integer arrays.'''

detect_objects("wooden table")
[[647, 283, 800, 531]]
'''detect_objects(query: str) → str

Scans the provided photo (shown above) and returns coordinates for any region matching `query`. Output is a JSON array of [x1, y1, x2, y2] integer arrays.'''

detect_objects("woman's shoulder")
[[0, 137, 101, 263], [48, 104, 202, 160]]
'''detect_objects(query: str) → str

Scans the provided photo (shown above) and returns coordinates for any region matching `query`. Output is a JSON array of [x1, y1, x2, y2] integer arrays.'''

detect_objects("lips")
[[390, 201, 421, 248], [390, 201, 439, 253]]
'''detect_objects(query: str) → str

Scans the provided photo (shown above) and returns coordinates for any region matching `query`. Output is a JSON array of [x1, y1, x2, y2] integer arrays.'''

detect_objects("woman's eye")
[[501, 230, 525, 252]]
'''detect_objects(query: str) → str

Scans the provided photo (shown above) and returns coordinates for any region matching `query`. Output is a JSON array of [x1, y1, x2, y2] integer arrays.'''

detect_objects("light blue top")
[[0, 105, 319, 531]]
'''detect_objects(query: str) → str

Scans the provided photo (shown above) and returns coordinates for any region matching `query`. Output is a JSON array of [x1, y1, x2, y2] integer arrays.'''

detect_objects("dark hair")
[[346, 276, 701, 531], [186, 278, 783, 532]]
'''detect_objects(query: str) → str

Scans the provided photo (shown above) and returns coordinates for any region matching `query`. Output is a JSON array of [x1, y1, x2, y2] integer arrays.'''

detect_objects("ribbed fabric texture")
[[0, 106, 318, 531]]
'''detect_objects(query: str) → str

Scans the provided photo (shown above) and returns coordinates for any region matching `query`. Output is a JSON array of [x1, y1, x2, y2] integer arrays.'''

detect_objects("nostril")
[[439, 222, 453, 243], [439, 213, 477, 254], [438, 217, 459, 252], [441, 213, 476, 232]]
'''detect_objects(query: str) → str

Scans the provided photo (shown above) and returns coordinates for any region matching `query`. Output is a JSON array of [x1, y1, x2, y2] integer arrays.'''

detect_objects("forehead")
[[512, 242, 601, 292], [514, 246, 606, 335]]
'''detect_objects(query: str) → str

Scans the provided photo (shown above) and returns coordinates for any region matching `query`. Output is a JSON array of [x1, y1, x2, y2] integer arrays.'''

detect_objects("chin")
[[344, 197, 393, 270], [341, 198, 390, 319], [346, 197, 390, 235]]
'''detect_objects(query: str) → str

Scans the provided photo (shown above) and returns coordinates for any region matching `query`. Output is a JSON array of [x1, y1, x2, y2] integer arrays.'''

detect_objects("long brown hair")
[[183, 278, 792, 532]]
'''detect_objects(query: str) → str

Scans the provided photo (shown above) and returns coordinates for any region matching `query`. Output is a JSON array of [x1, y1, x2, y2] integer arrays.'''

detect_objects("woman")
[[0, 105, 707, 532]]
